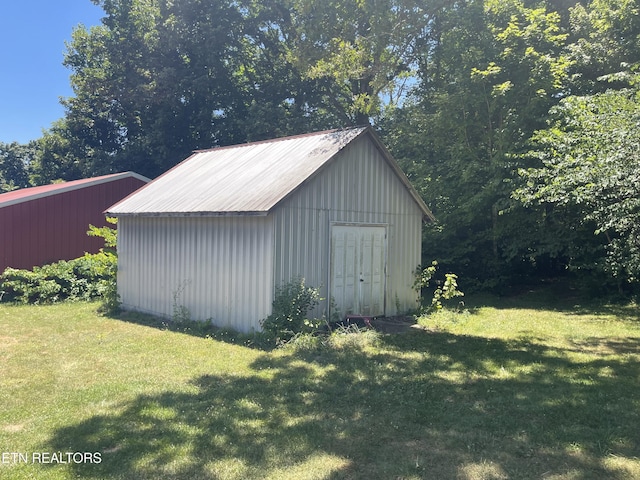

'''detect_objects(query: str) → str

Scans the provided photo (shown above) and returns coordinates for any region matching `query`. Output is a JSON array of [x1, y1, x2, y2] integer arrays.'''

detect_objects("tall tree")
[[568, 0, 640, 93], [31, 0, 640, 292], [0, 142, 35, 192], [382, 0, 573, 288], [30, 119, 86, 185], [61, 0, 245, 177], [516, 87, 640, 288], [59, 0, 342, 179], [288, 0, 433, 125]]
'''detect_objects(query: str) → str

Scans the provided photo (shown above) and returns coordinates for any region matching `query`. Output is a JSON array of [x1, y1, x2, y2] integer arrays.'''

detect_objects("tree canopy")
[[516, 87, 640, 285], [8, 0, 640, 293], [0, 142, 34, 193]]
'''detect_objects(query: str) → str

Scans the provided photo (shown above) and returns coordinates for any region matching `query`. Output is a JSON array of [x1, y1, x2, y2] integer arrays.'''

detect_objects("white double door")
[[330, 224, 386, 318]]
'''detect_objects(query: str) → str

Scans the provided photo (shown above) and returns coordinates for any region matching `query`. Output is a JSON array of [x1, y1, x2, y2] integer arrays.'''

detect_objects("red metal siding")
[[0, 177, 146, 272]]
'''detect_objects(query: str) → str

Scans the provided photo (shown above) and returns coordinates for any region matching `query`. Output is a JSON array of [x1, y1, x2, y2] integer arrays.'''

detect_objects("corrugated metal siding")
[[117, 216, 274, 333], [114, 129, 426, 331], [0, 176, 147, 272], [273, 134, 423, 318]]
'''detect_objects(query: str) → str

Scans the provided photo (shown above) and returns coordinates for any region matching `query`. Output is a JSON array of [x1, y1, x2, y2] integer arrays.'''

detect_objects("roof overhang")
[[0, 172, 151, 210], [110, 211, 269, 218], [105, 127, 436, 222]]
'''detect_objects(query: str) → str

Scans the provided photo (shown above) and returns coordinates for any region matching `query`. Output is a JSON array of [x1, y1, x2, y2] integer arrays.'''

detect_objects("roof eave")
[[106, 210, 270, 218], [0, 172, 151, 210]]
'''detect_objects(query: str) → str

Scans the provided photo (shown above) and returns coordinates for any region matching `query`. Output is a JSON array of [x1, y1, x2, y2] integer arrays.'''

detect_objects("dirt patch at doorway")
[[370, 316, 424, 334], [331, 315, 425, 334]]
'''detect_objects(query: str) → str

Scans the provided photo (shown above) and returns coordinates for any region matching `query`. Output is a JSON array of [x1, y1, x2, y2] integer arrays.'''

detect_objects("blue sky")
[[0, 1, 103, 144]]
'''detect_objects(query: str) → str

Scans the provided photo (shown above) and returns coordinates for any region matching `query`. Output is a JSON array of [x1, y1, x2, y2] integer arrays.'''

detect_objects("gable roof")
[[0, 172, 150, 209], [106, 127, 434, 220]]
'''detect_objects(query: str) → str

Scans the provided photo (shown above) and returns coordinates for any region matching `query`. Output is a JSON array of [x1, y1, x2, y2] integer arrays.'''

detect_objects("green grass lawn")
[[1, 296, 639, 479]]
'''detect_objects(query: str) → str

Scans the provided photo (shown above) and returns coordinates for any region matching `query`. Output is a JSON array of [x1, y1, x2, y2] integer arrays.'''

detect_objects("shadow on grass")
[[461, 280, 640, 322], [42, 328, 640, 479], [108, 309, 275, 350]]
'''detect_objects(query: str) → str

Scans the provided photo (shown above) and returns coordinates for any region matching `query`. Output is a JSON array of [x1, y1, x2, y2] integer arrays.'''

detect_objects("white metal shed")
[[106, 127, 434, 332]]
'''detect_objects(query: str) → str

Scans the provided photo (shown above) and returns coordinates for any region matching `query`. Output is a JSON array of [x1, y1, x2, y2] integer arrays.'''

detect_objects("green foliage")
[[1, 258, 102, 304], [0, 218, 120, 312], [289, 0, 432, 124], [18, 0, 640, 294], [29, 120, 85, 184], [261, 277, 323, 342], [282, 323, 381, 354], [87, 216, 118, 249], [0, 141, 34, 193], [414, 261, 465, 312], [382, 0, 574, 290], [88, 249, 120, 314], [568, 0, 640, 93], [516, 87, 640, 286], [51, 0, 342, 180], [87, 217, 120, 314], [433, 274, 465, 310], [40, 0, 450, 178], [171, 280, 192, 324], [413, 261, 438, 293]]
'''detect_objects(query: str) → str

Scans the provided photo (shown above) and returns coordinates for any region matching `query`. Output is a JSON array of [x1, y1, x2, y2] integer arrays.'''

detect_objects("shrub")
[[83, 250, 119, 314], [414, 261, 465, 313], [0, 257, 102, 304], [0, 218, 119, 313], [86, 217, 120, 314], [260, 277, 323, 342]]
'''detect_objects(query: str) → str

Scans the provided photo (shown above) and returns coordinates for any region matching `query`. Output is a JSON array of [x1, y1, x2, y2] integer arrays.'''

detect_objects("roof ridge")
[[193, 126, 368, 153]]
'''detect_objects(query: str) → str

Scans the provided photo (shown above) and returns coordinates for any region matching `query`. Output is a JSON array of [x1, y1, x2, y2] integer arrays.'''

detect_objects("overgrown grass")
[[1, 296, 639, 479]]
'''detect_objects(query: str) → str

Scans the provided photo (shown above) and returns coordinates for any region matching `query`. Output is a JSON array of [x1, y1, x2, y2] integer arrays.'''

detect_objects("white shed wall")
[[117, 216, 274, 332], [273, 134, 423, 318]]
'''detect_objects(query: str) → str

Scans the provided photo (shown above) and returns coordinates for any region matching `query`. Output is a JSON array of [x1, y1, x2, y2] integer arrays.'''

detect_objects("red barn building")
[[0, 172, 149, 272]]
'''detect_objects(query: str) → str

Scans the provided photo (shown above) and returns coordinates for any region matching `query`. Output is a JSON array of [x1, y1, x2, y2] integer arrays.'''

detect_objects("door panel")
[[370, 231, 385, 314], [331, 225, 386, 318]]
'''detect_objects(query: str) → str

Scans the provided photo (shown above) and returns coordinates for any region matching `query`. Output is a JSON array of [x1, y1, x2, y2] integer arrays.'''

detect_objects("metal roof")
[[0, 172, 150, 209], [106, 127, 433, 219]]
